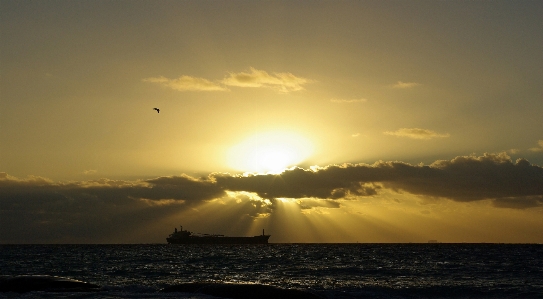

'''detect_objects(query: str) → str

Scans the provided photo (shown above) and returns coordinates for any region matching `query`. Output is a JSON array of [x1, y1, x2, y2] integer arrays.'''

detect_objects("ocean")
[[1, 244, 542, 298]]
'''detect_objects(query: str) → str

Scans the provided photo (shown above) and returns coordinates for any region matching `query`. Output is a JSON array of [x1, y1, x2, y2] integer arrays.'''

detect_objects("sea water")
[[1, 244, 542, 298]]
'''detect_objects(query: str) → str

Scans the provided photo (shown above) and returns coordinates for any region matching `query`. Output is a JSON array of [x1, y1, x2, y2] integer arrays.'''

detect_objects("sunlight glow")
[[227, 131, 314, 174]]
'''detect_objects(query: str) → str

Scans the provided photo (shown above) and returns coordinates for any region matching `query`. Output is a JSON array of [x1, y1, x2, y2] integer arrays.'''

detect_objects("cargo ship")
[[166, 226, 271, 244]]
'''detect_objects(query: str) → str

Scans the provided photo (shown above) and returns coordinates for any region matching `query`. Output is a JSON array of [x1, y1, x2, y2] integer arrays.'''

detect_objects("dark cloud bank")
[[1, 153, 542, 243]]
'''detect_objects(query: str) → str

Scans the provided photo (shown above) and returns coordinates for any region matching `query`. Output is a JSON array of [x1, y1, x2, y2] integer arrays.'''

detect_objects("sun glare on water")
[[227, 131, 314, 174]]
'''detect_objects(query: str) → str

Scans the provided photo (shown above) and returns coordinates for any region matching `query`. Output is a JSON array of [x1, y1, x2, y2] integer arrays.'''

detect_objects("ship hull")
[[167, 235, 270, 244]]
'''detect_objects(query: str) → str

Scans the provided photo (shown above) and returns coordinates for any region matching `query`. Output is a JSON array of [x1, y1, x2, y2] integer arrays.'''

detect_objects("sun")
[[227, 131, 314, 174]]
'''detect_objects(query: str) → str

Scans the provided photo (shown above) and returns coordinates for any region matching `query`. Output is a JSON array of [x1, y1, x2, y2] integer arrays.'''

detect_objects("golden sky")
[[1, 1, 542, 243]]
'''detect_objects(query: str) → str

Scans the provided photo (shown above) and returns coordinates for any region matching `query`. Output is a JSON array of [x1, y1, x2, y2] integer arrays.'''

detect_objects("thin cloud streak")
[[384, 128, 450, 140], [143, 68, 312, 93], [330, 98, 367, 103], [142, 76, 228, 91], [529, 140, 543, 152], [221, 67, 312, 92], [391, 81, 421, 88]]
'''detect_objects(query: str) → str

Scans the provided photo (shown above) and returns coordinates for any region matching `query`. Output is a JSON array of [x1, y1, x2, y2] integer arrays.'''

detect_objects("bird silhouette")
[[153, 108, 160, 113]]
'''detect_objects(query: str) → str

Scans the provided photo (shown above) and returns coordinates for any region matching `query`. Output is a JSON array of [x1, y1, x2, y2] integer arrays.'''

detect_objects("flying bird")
[[153, 108, 160, 113]]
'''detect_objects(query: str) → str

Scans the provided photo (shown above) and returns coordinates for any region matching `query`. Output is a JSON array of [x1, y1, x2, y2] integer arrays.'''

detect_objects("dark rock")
[[0, 275, 100, 293], [160, 282, 323, 299]]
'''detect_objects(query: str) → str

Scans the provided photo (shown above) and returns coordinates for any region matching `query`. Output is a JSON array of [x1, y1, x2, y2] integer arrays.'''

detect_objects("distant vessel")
[[167, 226, 271, 244]]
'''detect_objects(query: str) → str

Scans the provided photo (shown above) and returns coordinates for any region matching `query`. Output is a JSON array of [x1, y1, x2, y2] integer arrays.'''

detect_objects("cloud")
[[529, 140, 543, 152], [83, 169, 97, 175], [2, 153, 542, 242], [0, 172, 53, 186], [296, 198, 342, 215], [296, 199, 341, 210], [0, 173, 226, 243], [142, 75, 228, 91], [384, 128, 450, 140], [221, 67, 311, 92], [330, 98, 367, 103], [2, 153, 542, 209], [0, 174, 224, 211], [212, 154, 543, 206], [143, 68, 312, 93], [2, 153, 542, 211], [492, 196, 543, 209], [391, 81, 421, 88]]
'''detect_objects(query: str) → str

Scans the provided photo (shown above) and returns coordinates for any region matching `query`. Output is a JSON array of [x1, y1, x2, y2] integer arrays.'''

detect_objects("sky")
[[1, 0, 542, 244]]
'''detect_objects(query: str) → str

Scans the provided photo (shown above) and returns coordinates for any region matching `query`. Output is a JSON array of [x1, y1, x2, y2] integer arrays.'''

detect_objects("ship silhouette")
[[167, 226, 270, 244]]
